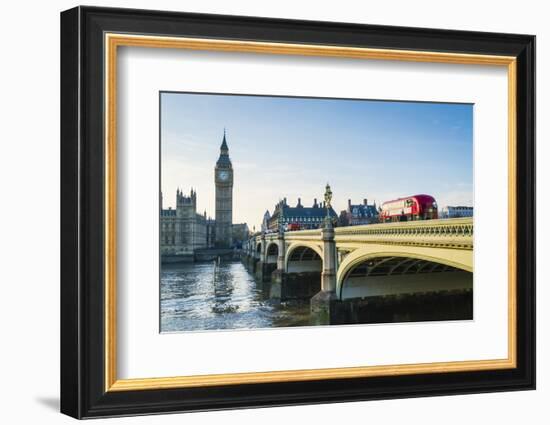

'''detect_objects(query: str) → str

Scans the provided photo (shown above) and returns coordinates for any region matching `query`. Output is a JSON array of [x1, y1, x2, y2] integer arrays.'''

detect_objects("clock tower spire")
[[214, 129, 233, 248]]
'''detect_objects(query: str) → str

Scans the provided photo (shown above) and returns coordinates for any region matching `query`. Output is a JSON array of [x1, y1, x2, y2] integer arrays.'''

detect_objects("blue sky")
[[161, 92, 473, 231]]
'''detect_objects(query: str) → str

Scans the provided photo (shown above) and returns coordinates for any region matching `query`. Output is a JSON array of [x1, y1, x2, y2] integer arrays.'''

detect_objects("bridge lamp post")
[[277, 222, 285, 274], [311, 183, 340, 325], [270, 221, 286, 295], [324, 183, 332, 220]]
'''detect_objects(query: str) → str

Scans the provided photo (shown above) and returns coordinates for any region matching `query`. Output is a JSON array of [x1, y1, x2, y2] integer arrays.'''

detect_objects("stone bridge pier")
[[243, 239, 259, 272], [254, 234, 267, 281], [310, 218, 345, 325], [270, 232, 286, 298], [250, 233, 280, 284]]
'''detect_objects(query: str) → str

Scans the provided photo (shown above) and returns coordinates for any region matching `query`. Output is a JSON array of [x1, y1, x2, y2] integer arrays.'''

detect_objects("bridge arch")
[[255, 242, 262, 257], [284, 242, 323, 273], [336, 244, 473, 299], [265, 242, 279, 264], [266, 242, 278, 255]]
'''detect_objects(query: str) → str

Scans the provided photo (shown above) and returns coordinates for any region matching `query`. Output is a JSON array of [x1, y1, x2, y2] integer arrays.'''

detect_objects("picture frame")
[[60, 5, 535, 419]]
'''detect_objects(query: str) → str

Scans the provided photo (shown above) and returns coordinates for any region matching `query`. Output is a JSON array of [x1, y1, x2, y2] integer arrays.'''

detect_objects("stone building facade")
[[160, 189, 213, 256], [267, 197, 337, 231], [231, 223, 250, 248], [339, 198, 379, 226], [439, 205, 474, 219]]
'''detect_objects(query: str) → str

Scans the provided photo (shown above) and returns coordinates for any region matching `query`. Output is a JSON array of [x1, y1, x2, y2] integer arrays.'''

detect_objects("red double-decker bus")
[[380, 194, 438, 222]]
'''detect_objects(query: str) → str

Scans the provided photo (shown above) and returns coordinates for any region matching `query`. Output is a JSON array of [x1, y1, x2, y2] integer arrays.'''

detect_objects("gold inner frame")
[[104, 33, 517, 392]]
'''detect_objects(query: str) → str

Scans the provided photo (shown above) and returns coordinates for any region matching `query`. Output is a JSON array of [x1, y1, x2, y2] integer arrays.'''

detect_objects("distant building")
[[267, 197, 337, 231], [206, 217, 216, 248], [340, 198, 379, 226], [439, 205, 474, 219], [260, 210, 271, 233], [232, 223, 250, 248], [338, 210, 350, 227], [160, 189, 213, 256]]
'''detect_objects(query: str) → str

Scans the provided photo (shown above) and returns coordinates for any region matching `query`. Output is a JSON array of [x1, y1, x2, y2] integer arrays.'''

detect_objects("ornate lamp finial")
[[324, 183, 333, 211], [323, 183, 334, 228]]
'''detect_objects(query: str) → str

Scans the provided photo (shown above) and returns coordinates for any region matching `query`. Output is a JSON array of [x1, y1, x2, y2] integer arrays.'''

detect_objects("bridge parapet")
[[252, 218, 472, 250], [334, 217, 472, 249]]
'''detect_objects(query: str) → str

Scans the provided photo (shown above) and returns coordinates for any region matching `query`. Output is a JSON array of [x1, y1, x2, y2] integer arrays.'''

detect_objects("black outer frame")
[[60, 5, 535, 419]]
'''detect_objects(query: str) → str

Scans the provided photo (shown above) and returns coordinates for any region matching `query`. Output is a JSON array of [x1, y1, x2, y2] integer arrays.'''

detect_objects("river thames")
[[160, 261, 312, 332]]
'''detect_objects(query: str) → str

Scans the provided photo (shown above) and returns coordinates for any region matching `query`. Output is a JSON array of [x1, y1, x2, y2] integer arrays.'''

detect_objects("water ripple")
[[160, 262, 311, 332]]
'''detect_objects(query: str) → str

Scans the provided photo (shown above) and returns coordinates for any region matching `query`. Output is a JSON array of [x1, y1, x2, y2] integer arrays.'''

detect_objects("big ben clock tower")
[[214, 130, 233, 248]]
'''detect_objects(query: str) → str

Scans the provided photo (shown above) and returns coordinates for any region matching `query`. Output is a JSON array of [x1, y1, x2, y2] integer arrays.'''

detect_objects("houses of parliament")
[[160, 131, 249, 259]]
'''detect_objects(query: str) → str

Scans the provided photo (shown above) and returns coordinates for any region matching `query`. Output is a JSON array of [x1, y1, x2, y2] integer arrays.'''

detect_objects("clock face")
[[218, 170, 229, 181]]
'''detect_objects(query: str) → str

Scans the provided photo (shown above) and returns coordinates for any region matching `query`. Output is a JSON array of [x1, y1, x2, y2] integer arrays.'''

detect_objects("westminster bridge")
[[243, 217, 473, 324]]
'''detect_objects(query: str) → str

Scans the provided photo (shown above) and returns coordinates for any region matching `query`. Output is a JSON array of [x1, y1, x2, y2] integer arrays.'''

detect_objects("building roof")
[[285, 206, 336, 218], [232, 223, 249, 229], [348, 204, 378, 218], [442, 205, 473, 209], [271, 205, 337, 221]]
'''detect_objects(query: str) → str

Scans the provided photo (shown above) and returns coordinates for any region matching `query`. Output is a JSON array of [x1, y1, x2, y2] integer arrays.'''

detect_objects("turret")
[[216, 128, 232, 167]]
